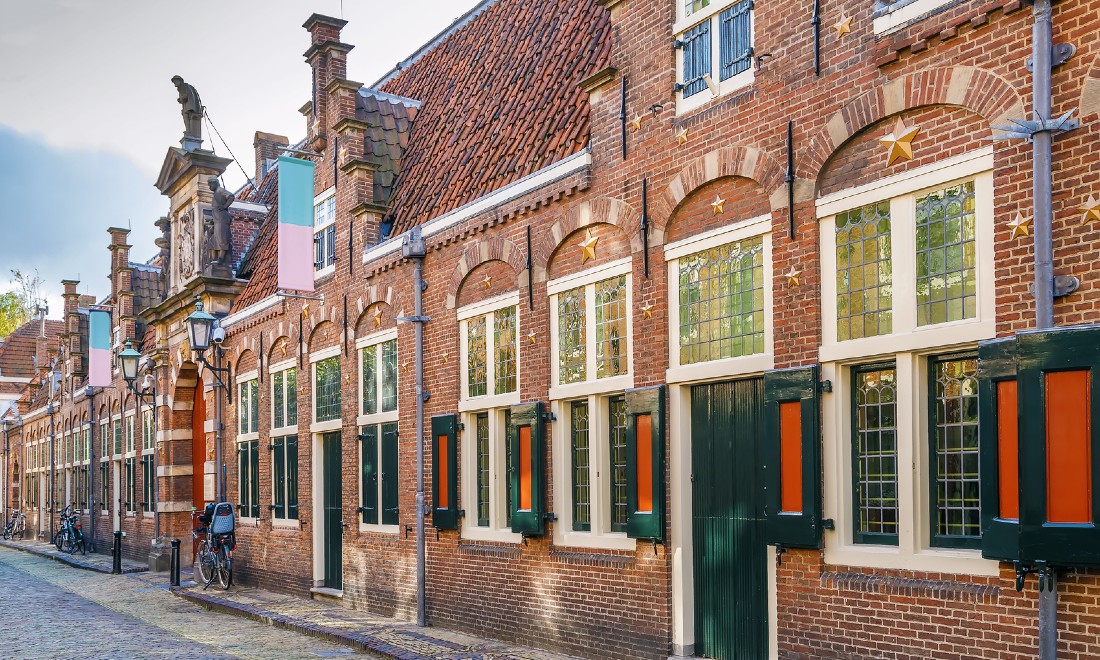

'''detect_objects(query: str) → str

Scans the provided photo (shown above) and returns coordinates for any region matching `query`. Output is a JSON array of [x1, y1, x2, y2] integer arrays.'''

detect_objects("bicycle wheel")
[[197, 546, 215, 585], [216, 545, 232, 590], [13, 523, 23, 541], [55, 529, 65, 550]]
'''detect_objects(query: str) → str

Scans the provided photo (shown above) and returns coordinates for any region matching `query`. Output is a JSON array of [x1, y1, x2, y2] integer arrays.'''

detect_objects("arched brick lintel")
[[530, 197, 638, 283], [652, 146, 787, 237], [803, 66, 1024, 182], [445, 237, 527, 309], [353, 285, 401, 333]]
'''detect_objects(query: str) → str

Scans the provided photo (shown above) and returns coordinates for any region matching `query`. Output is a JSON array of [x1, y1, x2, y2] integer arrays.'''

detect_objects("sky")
[[0, 0, 482, 316]]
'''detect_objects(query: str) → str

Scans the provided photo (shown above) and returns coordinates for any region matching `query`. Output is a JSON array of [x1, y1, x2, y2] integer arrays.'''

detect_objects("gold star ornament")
[[528, 331, 538, 345], [1008, 212, 1033, 239], [373, 308, 384, 328], [641, 304, 655, 319], [629, 115, 643, 133], [711, 195, 726, 215], [482, 275, 493, 289], [783, 266, 802, 287], [1081, 195, 1100, 224], [578, 231, 600, 264], [402, 361, 411, 373], [675, 128, 689, 146], [442, 352, 450, 364], [834, 16, 853, 37], [880, 118, 920, 166]]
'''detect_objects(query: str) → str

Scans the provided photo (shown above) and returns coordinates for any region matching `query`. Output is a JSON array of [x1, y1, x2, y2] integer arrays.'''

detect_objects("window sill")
[[272, 518, 300, 530], [310, 419, 343, 434], [554, 530, 637, 552], [667, 353, 773, 384], [458, 392, 521, 413], [461, 526, 522, 544], [238, 517, 261, 527], [824, 538, 1000, 576], [872, 0, 966, 36], [819, 319, 994, 363], [143, 512, 154, 519], [356, 412, 399, 427], [314, 264, 336, 282], [358, 523, 400, 535], [550, 374, 634, 401], [270, 426, 298, 436]]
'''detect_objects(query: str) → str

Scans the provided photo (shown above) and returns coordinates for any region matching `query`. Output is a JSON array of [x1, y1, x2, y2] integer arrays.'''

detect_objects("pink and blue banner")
[[88, 309, 111, 387], [277, 155, 317, 292]]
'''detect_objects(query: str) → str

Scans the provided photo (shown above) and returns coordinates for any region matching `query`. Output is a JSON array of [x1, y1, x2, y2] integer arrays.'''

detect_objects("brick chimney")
[[61, 279, 80, 379], [303, 14, 353, 147], [254, 131, 289, 184], [107, 227, 135, 347]]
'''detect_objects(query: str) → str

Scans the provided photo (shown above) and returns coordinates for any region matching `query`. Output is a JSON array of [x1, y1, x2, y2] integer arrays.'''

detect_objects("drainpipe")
[[214, 345, 226, 503], [48, 399, 56, 543], [401, 226, 428, 627], [1032, 0, 1057, 656], [87, 386, 97, 552]]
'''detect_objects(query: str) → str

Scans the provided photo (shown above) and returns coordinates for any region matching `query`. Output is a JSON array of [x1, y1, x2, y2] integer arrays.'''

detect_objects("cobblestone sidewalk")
[[0, 537, 146, 573], [176, 583, 581, 660]]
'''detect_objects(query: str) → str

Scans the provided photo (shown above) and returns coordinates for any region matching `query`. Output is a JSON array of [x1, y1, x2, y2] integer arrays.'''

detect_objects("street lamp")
[[185, 299, 231, 503]]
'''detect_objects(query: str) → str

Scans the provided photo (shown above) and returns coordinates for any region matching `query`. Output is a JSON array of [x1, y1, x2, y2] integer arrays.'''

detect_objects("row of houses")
[[4, 0, 1100, 657]]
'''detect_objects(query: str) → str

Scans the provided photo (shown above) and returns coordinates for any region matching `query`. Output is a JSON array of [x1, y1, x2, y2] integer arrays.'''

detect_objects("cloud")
[[0, 124, 165, 313]]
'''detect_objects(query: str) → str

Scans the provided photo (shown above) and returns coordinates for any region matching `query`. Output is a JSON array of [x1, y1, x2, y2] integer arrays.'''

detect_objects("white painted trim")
[[456, 291, 521, 321], [546, 258, 631, 296], [549, 375, 633, 401], [460, 409, 523, 544], [310, 419, 342, 434], [815, 147, 994, 217], [459, 302, 520, 404], [354, 328, 398, 349], [234, 370, 259, 384], [458, 393, 519, 413], [268, 358, 296, 374], [272, 517, 299, 530], [313, 263, 336, 280], [873, 0, 963, 35], [357, 523, 400, 534], [313, 186, 336, 207], [663, 214, 771, 260], [309, 346, 341, 363], [363, 150, 592, 264], [666, 354, 773, 384], [356, 411, 399, 427], [221, 295, 282, 329]]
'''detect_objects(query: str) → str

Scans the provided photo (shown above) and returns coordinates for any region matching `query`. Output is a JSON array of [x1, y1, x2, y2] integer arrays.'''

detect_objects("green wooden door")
[[691, 378, 767, 660], [322, 431, 343, 589]]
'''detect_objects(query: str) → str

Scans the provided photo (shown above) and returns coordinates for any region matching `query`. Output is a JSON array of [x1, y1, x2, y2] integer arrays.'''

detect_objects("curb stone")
[[0, 539, 146, 574]]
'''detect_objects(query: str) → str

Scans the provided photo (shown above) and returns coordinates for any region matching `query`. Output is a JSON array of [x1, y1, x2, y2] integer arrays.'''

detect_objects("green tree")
[[0, 269, 46, 340], [0, 291, 26, 338]]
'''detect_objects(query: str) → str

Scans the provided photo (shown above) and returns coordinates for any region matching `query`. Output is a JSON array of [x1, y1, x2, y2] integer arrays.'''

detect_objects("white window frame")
[[460, 410, 521, 543], [551, 393, 636, 551], [237, 372, 260, 436], [100, 419, 109, 463], [124, 412, 136, 458], [664, 214, 774, 383], [235, 369, 261, 522], [314, 186, 337, 280], [457, 292, 522, 412], [817, 147, 996, 365], [355, 331, 400, 534], [674, 0, 755, 116], [547, 257, 634, 400], [269, 359, 299, 436], [141, 408, 155, 457], [816, 146, 998, 575], [309, 347, 342, 434], [873, 0, 961, 36]]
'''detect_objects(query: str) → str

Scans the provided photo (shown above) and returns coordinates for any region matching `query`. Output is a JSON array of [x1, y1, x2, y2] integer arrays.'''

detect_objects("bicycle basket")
[[210, 502, 236, 535]]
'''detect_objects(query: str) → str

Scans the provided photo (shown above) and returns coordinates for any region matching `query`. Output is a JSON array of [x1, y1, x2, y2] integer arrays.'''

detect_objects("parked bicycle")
[[192, 502, 235, 590], [2, 510, 25, 540], [53, 505, 86, 555]]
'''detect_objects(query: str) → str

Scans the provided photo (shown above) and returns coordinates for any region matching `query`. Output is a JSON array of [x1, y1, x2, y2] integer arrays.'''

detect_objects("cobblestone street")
[[0, 547, 365, 659]]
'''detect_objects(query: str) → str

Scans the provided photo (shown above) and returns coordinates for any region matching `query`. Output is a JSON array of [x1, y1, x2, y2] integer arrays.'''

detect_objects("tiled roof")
[[232, 165, 281, 311], [0, 319, 64, 378], [379, 0, 610, 233], [131, 263, 165, 314], [357, 90, 419, 206]]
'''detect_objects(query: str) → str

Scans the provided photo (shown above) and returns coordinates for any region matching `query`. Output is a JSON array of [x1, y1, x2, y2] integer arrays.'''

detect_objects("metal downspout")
[[1032, 0, 1057, 656], [414, 254, 427, 627], [48, 402, 55, 542], [214, 348, 226, 503], [87, 387, 96, 551]]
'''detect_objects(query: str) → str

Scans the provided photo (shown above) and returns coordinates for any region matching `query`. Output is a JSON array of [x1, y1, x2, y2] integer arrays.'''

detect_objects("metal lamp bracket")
[[1026, 42, 1076, 70]]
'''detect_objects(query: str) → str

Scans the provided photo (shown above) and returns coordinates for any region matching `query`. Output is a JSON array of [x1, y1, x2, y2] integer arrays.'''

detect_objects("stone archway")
[[162, 362, 203, 541]]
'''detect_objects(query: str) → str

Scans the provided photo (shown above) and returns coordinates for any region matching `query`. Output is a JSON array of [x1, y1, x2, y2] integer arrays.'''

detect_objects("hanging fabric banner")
[[277, 155, 317, 292], [88, 309, 112, 387]]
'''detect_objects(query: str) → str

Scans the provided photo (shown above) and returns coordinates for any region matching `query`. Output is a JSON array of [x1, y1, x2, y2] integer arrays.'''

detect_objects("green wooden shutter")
[[381, 422, 400, 525], [287, 436, 299, 519], [977, 337, 1020, 562], [273, 438, 286, 519], [359, 427, 378, 524], [250, 440, 260, 518], [762, 366, 823, 549], [431, 414, 459, 530], [509, 401, 546, 535], [625, 385, 666, 540], [237, 443, 247, 513]]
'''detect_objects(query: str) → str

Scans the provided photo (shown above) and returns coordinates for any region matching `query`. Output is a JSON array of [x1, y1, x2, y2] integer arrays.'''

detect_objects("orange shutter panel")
[[996, 380, 1020, 521], [437, 435, 449, 510], [1045, 370, 1092, 524], [779, 401, 803, 514], [519, 426, 532, 511], [635, 413, 653, 514]]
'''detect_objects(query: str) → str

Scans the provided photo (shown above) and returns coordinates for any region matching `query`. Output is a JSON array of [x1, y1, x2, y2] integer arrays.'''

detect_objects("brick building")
[[6, 0, 1100, 657]]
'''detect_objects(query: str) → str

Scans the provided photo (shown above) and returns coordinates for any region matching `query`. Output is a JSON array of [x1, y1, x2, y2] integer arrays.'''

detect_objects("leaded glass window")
[[476, 412, 490, 527], [609, 395, 629, 533], [380, 340, 397, 413], [494, 307, 517, 395], [238, 379, 260, 434], [931, 355, 980, 546], [836, 201, 892, 340], [685, 0, 710, 15], [467, 316, 488, 397], [558, 287, 586, 384], [113, 419, 122, 456], [126, 415, 135, 454], [361, 345, 377, 415], [678, 236, 764, 365], [853, 364, 898, 544], [314, 357, 341, 422], [916, 181, 977, 326], [273, 367, 297, 429], [595, 275, 628, 379], [142, 409, 154, 452], [570, 400, 591, 532]]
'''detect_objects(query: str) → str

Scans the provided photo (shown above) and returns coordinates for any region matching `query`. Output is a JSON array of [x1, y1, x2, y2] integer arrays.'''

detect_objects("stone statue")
[[204, 177, 234, 275], [172, 75, 203, 149], [154, 216, 171, 290], [177, 212, 195, 279]]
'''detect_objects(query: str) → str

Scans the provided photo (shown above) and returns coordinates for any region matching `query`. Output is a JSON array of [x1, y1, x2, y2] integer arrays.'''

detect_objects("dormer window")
[[314, 187, 336, 278], [675, 0, 754, 115]]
